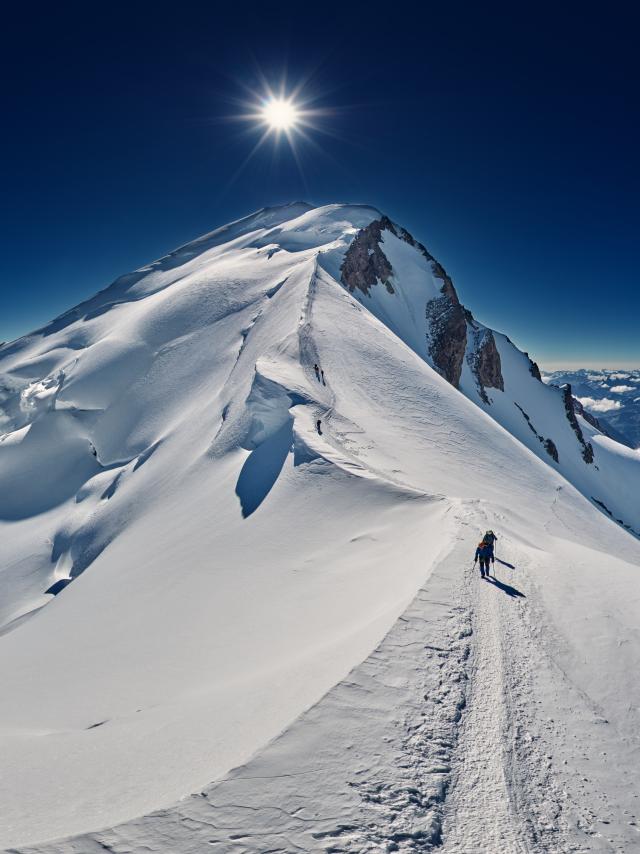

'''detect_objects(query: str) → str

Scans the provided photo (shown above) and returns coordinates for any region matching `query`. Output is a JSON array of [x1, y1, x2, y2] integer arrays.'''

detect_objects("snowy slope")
[[1, 203, 639, 852], [459, 336, 640, 537], [330, 214, 640, 536]]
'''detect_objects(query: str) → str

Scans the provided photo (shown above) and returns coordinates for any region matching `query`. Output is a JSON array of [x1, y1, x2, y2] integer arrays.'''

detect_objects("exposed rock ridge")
[[527, 357, 542, 381], [426, 295, 467, 387], [562, 384, 594, 464], [466, 324, 504, 403], [342, 214, 599, 465], [340, 216, 468, 387], [514, 402, 559, 462], [339, 214, 453, 296], [340, 216, 395, 296]]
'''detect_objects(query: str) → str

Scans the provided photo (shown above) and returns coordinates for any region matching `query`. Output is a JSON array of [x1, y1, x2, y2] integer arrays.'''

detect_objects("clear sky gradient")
[[1, 2, 638, 368]]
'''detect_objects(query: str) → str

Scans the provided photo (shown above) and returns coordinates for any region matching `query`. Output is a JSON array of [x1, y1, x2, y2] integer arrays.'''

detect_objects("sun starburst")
[[215, 75, 343, 198], [261, 97, 300, 132]]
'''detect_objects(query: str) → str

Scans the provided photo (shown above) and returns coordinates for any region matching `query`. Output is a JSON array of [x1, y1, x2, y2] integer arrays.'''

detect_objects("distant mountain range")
[[543, 369, 640, 448]]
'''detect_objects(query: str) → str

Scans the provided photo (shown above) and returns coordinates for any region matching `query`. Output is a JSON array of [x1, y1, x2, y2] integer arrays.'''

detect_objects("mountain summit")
[[1, 203, 639, 851]]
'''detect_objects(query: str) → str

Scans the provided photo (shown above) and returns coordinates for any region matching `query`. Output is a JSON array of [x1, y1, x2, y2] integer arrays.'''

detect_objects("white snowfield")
[[0, 203, 639, 853]]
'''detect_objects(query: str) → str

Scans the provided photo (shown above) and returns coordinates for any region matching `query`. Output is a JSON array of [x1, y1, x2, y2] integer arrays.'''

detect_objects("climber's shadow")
[[487, 576, 525, 598]]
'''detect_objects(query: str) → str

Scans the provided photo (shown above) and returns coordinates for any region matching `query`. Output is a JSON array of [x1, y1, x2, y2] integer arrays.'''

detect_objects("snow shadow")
[[487, 577, 525, 598], [45, 578, 72, 596], [235, 420, 293, 518], [495, 557, 516, 569], [133, 440, 162, 471]]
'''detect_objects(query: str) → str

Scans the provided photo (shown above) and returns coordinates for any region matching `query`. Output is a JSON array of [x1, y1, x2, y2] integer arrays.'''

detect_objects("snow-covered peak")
[[2, 200, 638, 534]]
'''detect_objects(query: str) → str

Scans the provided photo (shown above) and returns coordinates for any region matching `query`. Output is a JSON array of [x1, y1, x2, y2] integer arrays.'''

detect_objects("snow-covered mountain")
[[1, 203, 639, 852], [334, 214, 640, 537], [543, 368, 640, 449]]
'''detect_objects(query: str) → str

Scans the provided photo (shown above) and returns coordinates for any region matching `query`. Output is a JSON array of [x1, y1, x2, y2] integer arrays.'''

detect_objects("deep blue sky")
[[2, 2, 638, 368]]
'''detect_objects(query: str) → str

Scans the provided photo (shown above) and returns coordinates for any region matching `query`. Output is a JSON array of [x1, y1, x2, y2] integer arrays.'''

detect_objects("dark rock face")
[[529, 359, 542, 381], [340, 218, 394, 296], [544, 438, 559, 463], [477, 333, 504, 391], [426, 296, 467, 388], [562, 384, 594, 464], [467, 327, 504, 403], [521, 350, 542, 382], [341, 216, 468, 388]]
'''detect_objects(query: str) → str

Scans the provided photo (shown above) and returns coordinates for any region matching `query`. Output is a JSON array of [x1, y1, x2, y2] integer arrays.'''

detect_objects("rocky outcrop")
[[544, 438, 559, 463], [514, 402, 559, 462], [519, 349, 542, 381], [467, 327, 504, 403], [562, 384, 594, 464], [426, 296, 467, 388], [528, 359, 542, 381], [340, 218, 394, 296], [582, 441, 594, 464], [476, 333, 504, 392], [341, 216, 468, 388]]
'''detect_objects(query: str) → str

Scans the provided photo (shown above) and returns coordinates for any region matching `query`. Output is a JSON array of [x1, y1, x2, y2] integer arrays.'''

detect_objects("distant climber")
[[474, 540, 494, 579], [314, 363, 320, 381], [321, 369, 325, 385], [484, 530, 498, 558], [316, 419, 322, 435]]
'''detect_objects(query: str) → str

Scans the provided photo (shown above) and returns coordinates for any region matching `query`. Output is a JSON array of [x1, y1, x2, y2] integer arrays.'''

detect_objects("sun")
[[223, 81, 330, 184], [261, 98, 299, 132]]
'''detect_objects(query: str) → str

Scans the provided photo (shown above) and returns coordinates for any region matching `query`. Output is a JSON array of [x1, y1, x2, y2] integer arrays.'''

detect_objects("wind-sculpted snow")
[[1, 203, 639, 850]]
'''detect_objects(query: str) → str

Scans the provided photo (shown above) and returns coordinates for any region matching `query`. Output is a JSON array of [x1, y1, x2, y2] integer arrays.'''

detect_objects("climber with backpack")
[[474, 540, 494, 579], [484, 530, 498, 559]]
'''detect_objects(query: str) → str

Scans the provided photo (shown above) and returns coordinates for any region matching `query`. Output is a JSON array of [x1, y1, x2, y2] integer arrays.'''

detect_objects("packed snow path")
[[440, 519, 549, 854], [13, 511, 639, 853], [440, 566, 530, 854]]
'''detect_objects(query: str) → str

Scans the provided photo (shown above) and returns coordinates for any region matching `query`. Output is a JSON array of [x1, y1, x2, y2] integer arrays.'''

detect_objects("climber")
[[484, 530, 498, 558], [316, 419, 322, 435], [314, 363, 320, 380], [474, 540, 494, 579], [321, 368, 325, 385]]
